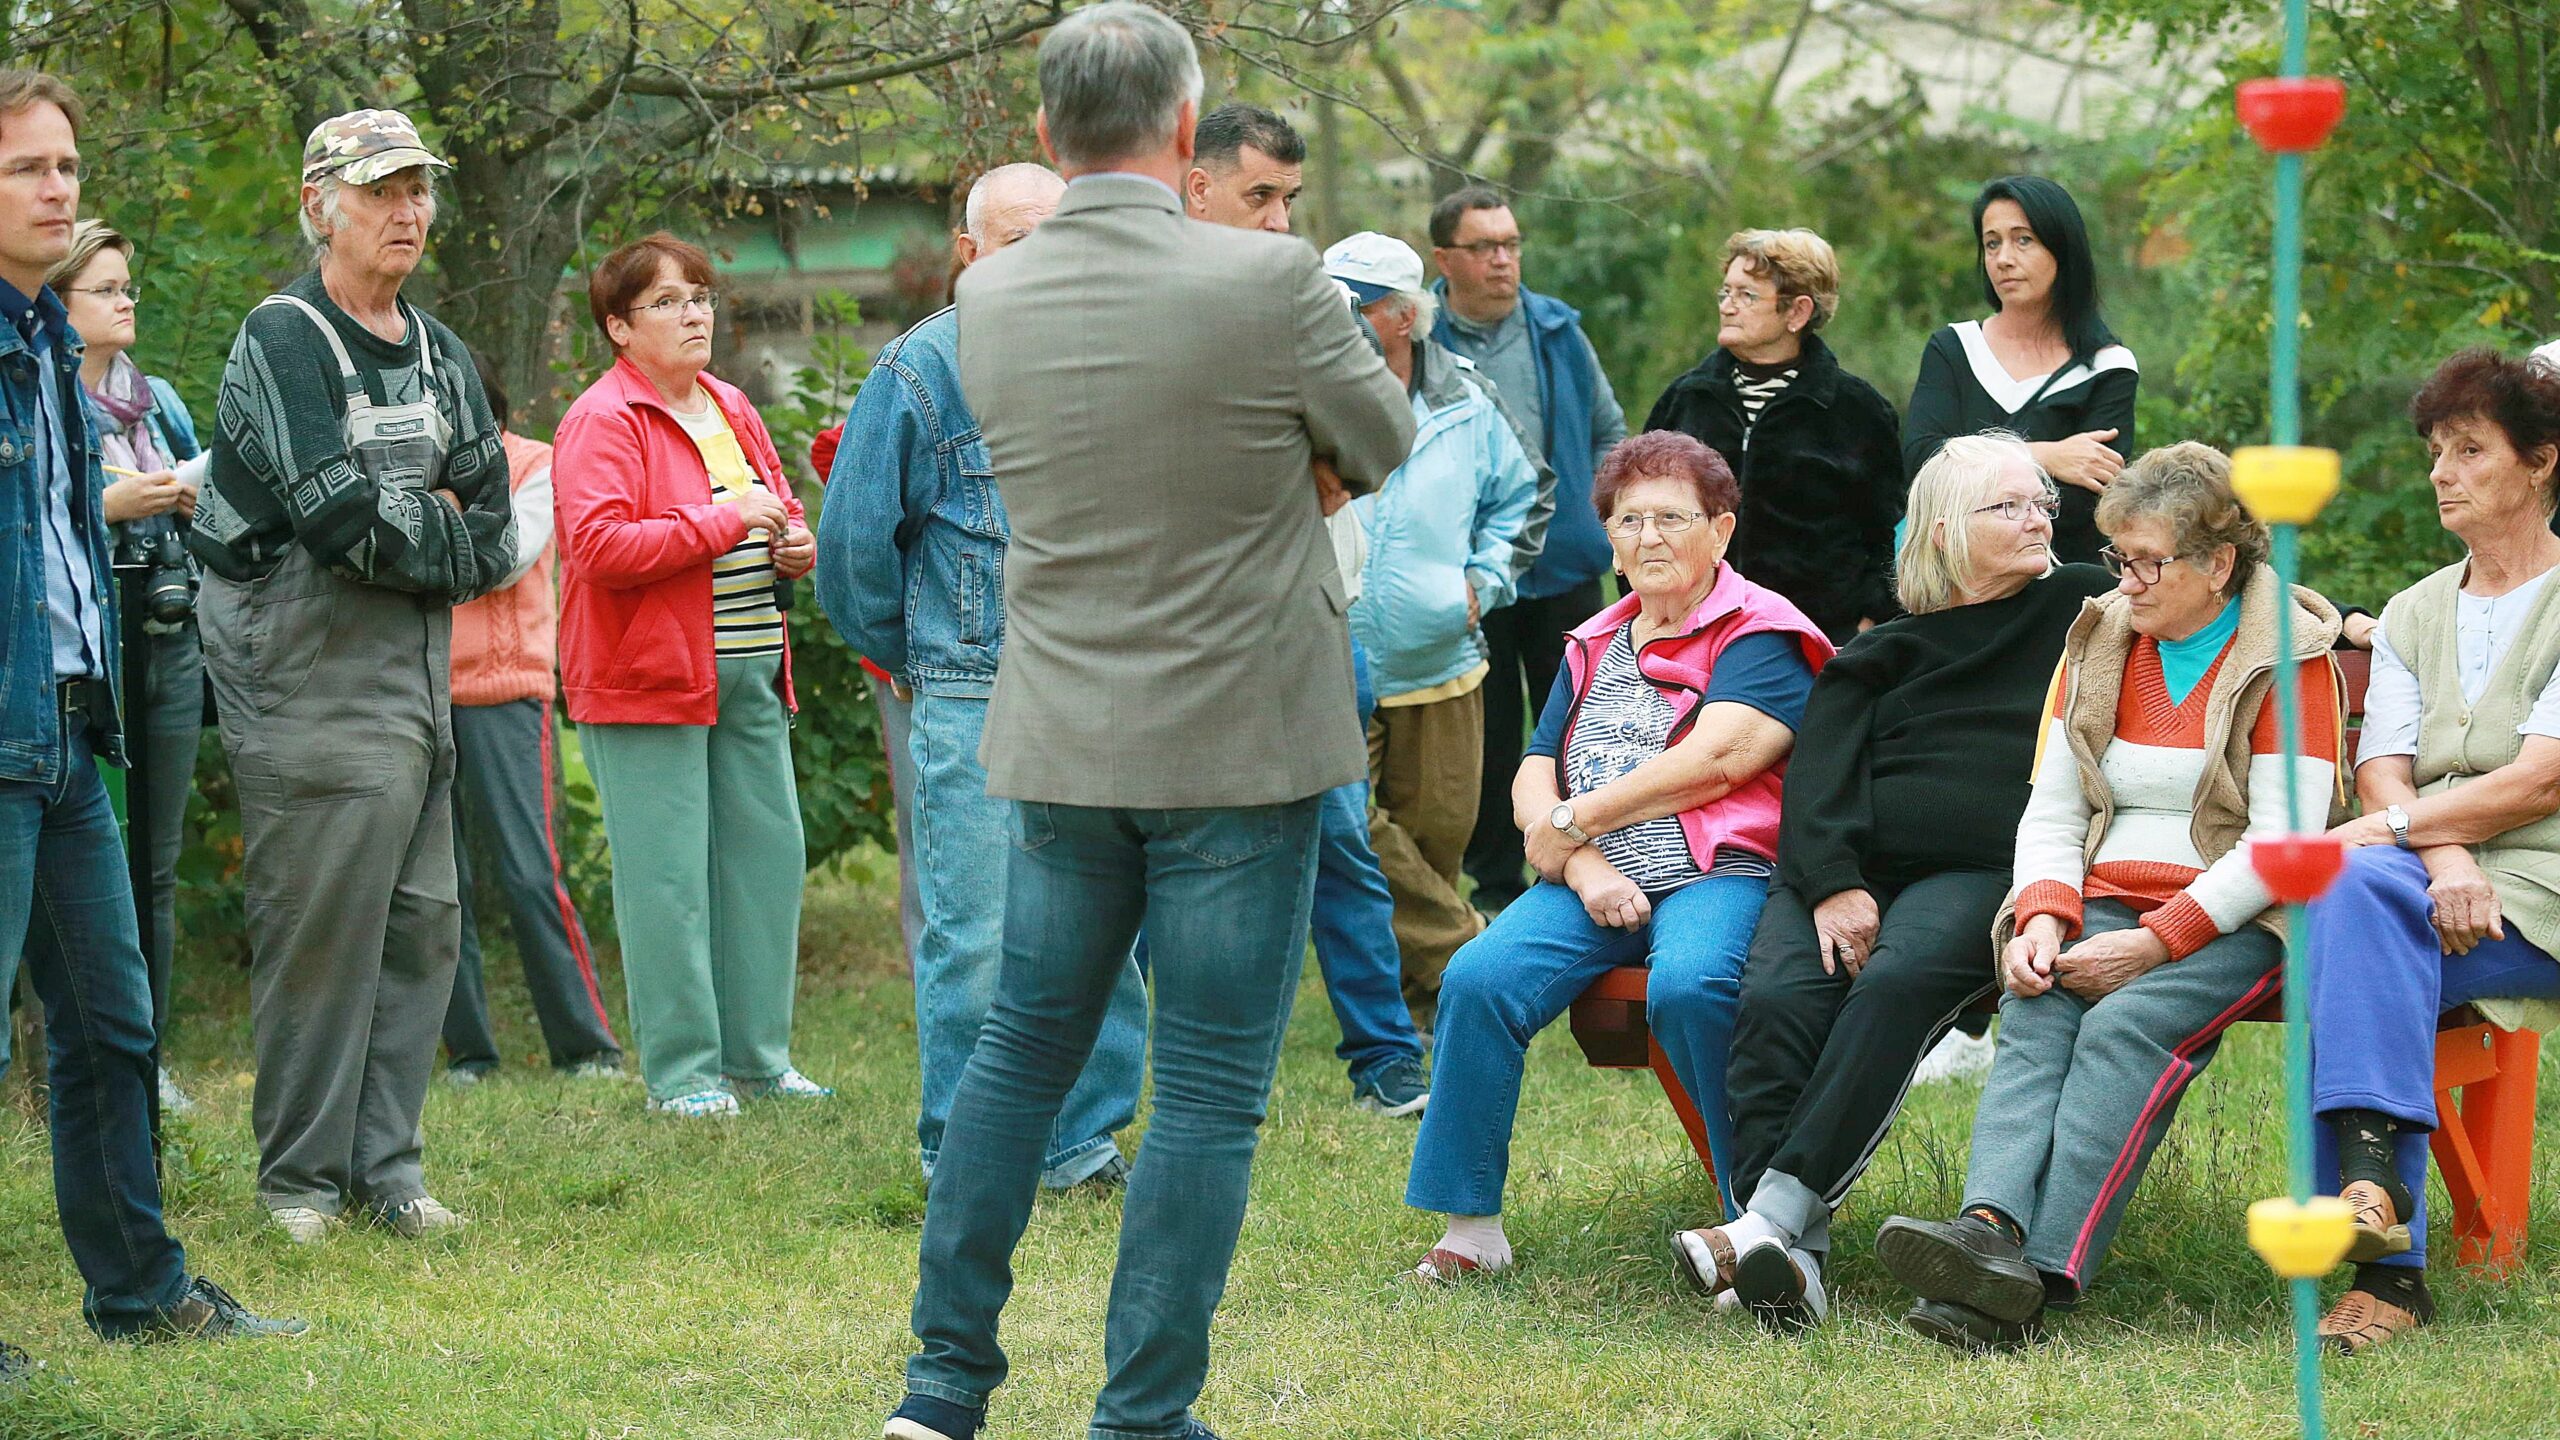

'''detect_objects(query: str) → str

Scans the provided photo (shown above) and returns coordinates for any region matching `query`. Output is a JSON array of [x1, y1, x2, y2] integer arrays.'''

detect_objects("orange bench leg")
[[1646, 1034, 1720, 1196], [2429, 1023, 2540, 1274]]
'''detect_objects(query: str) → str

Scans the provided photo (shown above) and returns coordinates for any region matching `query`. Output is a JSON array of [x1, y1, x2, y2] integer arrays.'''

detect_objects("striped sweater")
[[2012, 626, 2339, 960]]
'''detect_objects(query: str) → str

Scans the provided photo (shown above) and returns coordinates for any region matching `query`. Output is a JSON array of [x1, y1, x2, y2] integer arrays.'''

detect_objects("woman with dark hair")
[[2304, 347, 2560, 1353], [552, 232, 828, 1118], [1903, 175, 2138, 564], [1400, 430, 1832, 1286]]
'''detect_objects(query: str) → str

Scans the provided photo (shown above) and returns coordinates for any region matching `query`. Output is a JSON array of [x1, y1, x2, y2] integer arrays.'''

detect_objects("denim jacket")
[[1, 299, 125, 782], [816, 306, 1006, 697]]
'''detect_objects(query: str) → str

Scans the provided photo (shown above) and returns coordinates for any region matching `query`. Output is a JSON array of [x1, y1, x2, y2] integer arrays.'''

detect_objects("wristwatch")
[[2384, 804, 2413, 849], [1548, 801, 1592, 845]]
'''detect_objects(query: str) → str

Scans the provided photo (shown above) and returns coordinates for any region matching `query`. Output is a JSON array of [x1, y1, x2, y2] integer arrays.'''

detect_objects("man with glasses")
[[0, 67, 304, 1375], [1430, 185, 1628, 921]]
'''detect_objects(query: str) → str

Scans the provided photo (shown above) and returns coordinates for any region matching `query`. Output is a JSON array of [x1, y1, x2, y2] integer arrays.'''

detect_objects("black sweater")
[[1775, 564, 2117, 904], [1645, 333, 1904, 644], [1900, 322, 2138, 565]]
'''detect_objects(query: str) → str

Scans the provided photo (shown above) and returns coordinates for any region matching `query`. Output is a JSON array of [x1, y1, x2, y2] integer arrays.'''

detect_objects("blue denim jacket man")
[[816, 162, 1148, 1191]]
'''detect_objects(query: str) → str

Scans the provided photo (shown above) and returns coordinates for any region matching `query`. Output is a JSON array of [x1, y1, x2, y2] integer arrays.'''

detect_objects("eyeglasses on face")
[[1971, 492, 2061, 524], [630, 292, 719, 319], [1607, 508, 1706, 539], [1446, 238, 1523, 260], [1715, 286, 1772, 310], [69, 283, 141, 302], [2099, 545, 2189, 585]]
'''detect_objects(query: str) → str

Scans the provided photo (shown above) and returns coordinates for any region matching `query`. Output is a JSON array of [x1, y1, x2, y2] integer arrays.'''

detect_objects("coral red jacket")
[[552, 357, 802, 726]]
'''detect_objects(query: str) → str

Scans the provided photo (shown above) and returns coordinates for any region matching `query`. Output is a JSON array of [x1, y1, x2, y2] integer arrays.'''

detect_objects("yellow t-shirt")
[[671, 393, 785, 658]]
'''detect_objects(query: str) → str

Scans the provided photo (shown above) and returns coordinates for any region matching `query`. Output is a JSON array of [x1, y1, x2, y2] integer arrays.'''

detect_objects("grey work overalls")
[[200, 294, 464, 1217]]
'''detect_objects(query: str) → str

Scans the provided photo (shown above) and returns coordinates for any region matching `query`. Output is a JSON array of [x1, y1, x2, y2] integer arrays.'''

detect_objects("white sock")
[[1434, 1214, 1513, 1271], [1720, 1209, 1789, 1254]]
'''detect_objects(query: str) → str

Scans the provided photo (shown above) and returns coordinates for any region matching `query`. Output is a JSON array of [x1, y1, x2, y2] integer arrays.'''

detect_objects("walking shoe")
[[1911, 1027, 1998, 1086], [1904, 1296, 2041, 1354], [1671, 1225, 1739, 1297], [883, 1392, 982, 1440], [1875, 1214, 2047, 1324], [2318, 1286, 2426, 1355], [1067, 1152, 1131, 1192], [2341, 1180, 2413, 1263], [127, 1277, 309, 1342], [267, 1206, 333, 1246], [565, 1056, 635, 1083], [157, 1067, 197, 1117], [1353, 1057, 1430, 1117], [0, 1340, 32, 1384], [649, 1088, 741, 1118], [443, 1063, 494, 1089], [728, 1068, 834, 1101], [374, 1195, 467, 1238], [1732, 1242, 1829, 1334]]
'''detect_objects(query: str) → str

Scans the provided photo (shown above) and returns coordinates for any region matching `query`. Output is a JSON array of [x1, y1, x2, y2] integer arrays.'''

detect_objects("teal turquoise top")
[[2157, 594, 2242, 705]]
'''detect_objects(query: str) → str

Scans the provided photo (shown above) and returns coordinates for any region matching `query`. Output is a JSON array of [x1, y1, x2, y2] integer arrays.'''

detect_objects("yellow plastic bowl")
[[2231, 446, 2342, 526], [2248, 1195, 2355, 1279]]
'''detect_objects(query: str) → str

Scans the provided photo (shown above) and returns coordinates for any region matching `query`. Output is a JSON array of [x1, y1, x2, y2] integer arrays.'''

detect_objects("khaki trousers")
[[1366, 685, 1486, 1015]]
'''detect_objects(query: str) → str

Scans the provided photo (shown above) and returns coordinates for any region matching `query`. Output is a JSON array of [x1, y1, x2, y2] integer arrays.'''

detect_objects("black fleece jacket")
[[1644, 333, 1904, 645]]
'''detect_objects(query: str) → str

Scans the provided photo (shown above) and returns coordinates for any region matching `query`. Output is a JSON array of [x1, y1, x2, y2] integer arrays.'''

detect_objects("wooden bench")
[[1565, 645, 2546, 1273]]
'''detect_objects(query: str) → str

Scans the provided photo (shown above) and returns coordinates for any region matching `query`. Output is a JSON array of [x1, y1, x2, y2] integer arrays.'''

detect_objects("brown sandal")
[[2341, 1181, 2413, 1263], [2317, 1289, 2423, 1355], [1671, 1225, 1739, 1297]]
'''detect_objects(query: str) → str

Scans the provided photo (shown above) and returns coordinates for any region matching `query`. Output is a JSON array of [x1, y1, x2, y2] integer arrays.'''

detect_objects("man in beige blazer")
[[883, 8, 1414, 1440]]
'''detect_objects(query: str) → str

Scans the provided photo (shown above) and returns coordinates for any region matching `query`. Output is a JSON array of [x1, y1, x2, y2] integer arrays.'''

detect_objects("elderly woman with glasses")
[[1402, 430, 1831, 1285], [551, 232, 828, 1119], [1874, 441, 2340, 1351], [1697, 434, 2113, 1331]]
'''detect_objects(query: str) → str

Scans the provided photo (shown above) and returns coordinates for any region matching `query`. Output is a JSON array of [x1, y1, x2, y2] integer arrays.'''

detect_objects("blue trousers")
[[1308, 640, 1423, 1086], [906, 797, 1321, 1440], [0, 718, 191, 1335], [909, 691, 1144, 1186], [2309, 845, 2560, 1269], [1404, 873, 1766, 1218]]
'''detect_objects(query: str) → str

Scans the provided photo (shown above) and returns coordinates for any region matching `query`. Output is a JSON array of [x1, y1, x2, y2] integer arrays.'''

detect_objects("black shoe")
[[1875, 1214, 2046, 1324], [1068, 1152, 1131, 1193], [883, 1392, 983, 1440], [127, 1277, 309, 1342], [1905, 1296, 2043, 1354], [0, 1340, 32, 1384]]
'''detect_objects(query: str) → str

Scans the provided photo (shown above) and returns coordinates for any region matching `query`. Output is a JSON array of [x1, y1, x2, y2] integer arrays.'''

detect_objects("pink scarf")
[[83, 353, 168, 477]]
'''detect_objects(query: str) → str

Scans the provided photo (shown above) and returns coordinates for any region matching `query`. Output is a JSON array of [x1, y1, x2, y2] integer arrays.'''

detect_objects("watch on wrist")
[[1548, 801, 1592, 845], [2384, 804, 2413, 849]]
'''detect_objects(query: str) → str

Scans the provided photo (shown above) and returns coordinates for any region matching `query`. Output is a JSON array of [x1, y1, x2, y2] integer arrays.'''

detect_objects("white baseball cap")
[[2533, 337, 2560, 375], [1323, 232, 1425, 307]]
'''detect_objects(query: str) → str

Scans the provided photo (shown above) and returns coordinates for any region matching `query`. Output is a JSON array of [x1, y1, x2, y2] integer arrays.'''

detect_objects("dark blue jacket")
[[1434, 286, 1609, 600]]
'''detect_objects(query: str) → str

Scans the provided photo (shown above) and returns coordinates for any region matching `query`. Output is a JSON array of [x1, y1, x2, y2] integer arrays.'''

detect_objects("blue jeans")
[[2309, 845, 2560, 1269], [1405, 873, 1766, 1218], [906, 796, 1322, 1440], [0, 717, 191, 1335], [1309, 640, 1422, 1086], [909, 691, 1145, 1186]]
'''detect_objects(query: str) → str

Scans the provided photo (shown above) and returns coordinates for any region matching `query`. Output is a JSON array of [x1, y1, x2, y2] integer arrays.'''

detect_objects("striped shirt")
[[671, 396, 785, 658], [1561, 625, 1776, 895], [1734, 360, 1796, 442]]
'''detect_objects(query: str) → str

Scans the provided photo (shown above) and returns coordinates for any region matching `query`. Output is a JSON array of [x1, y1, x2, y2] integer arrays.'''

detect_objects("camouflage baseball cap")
[[301, 109, 452, 186]]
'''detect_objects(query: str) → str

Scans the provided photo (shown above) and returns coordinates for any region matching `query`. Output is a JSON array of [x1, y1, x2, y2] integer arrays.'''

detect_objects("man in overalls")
[[190, 109, 518, 1245]]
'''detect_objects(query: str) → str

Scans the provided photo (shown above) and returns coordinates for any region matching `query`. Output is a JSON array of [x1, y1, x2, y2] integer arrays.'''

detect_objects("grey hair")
[[964, 162, 1064, 243], [2097, 441, 2269, 598], [1036, 2, 1203, 170], [298, 169, 438, 264], [1375, 287, 1438, 336], [1895, 431, 2049, 615]]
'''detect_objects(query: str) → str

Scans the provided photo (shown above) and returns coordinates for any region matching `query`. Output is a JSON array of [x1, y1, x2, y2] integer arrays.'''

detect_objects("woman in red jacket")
[[551, 233, 829, 1118]]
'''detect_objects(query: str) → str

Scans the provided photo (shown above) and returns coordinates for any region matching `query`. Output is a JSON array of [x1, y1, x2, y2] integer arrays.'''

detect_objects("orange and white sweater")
[[2011, 636, 2338, 959]]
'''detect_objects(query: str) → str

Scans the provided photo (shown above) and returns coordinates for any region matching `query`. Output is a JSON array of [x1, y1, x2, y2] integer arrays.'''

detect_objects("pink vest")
[[1557, 563, 1834, 868], [451, 431, 559, 707]]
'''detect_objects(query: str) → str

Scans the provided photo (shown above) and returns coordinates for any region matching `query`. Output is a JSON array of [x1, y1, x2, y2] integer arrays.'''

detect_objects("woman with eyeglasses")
[[1873, 442, 2340, 1352], [551, 232, 828, 1118], [1403, 430, 1832, 1285], [1698, 434, 2112, 1331], [44, 219, 207, 1116], [1902, 176, 2138, 565]]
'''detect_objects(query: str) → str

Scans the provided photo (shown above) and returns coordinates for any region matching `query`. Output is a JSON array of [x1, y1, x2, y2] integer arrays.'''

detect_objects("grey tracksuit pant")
[[1962, 898, 2280, 1296], [202, 545, 462, 1216]]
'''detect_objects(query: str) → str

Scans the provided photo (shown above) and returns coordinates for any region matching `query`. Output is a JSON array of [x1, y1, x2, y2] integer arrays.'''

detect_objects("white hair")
[[964, 162, 1064, 243], [2534, 337, 2560, 377], [1895, 431, 2049, 615], [1377, 287, 1437, 336], [299, 168, 438, 264]]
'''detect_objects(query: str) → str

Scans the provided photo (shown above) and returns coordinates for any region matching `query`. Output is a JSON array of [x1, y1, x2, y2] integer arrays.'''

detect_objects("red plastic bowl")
[[2252, 833, 2347, 903], [2236, 77, 2348, 153]]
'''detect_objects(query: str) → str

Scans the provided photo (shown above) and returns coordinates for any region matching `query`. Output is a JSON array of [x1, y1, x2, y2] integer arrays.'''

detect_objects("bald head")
[[959, 162, 1066, 266]]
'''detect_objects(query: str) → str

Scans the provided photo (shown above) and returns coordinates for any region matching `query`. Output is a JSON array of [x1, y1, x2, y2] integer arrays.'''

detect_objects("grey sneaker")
[[565, 1056, 634, 1083], [268, 1205, 332, 1245], [128, 1277, 309, 1341], [442, 1063, 494, 1089], [157, 1067, 197, 1116], [1353, 1057, 1430, 1118], [375, 1195, 466, 1238]]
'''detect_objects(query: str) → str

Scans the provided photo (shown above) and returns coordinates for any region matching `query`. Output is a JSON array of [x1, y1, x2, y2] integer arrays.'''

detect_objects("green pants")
[[581, 655, 806, 1101]]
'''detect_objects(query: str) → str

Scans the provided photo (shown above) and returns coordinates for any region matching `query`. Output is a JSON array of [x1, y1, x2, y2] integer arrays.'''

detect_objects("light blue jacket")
[[1350, 339, 1539, 699], [816, 306, 1007, 697]]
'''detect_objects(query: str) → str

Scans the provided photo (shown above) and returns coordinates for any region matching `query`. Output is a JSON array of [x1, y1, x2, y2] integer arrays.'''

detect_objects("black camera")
[[114, 516, 198, 625]]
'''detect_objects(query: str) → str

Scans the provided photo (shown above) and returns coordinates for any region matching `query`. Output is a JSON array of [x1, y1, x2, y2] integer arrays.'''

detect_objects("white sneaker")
[[377, 1195, 467, 1238], [728, 1069, 834, 1101], [268, 1206, 332, 1245], [1912, 1027, 1998, 1086], [157, 1067, 197, 1116], [649, 1088, 742, 1118]]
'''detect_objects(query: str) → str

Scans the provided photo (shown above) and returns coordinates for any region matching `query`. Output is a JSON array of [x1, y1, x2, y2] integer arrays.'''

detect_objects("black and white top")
[[1733, 359, 1797, 442], [1901, 319, 2139, 564], [1560, 625, 1778, 895]]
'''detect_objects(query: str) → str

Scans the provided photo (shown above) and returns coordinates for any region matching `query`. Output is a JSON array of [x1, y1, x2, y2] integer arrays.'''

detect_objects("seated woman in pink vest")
[[2307, 348, 2560, 1354], [1403, 430, 1833, 1285]]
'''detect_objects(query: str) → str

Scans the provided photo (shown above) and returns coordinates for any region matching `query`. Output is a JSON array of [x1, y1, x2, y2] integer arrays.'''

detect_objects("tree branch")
[[620, 5, 1064, 105]]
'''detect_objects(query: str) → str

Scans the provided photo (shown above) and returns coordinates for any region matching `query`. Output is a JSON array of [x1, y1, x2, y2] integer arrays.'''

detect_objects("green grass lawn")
[[6, 868, 2560, 1439]]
